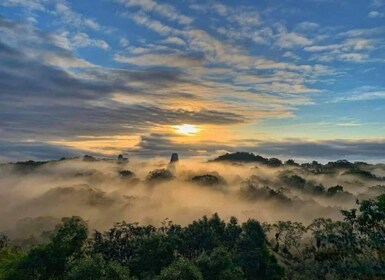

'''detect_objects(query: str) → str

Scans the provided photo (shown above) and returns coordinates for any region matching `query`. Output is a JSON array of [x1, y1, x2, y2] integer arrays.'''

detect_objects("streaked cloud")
[[55, 1, 101, 31], [1, 0, 46, 11], [116, 0, 193, 25], [0, 0, 384, 161]]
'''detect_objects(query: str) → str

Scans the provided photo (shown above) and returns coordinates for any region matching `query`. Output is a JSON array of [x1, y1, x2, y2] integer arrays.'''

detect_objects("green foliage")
[[212, 152, 268, 163], [90, 213, 283, 279], [240, 183, 291, 203], [146, 168, 174, 183], [66, 254, 132, 280], [263, 194, 385, 279], [325, 159, 355, 169], [4, 195, 385, 280], [326, 185, 344, 195], [191, 174, 226, 186], [2, 216, 88, 280], [235, 220, 284, 280], [285, 159, 299, 166], [178, 213, 227, 257], [267, 158, 283, 167], [157, 258, 203, 280], [265, 221, 306, 257], [281, 175, 306, 189], [0, 245, 24, 280], [195, 247, 245, 280], [343, 167, 380, 180], [13, 160, 48, 173], [0, 234, 9, 250], [129, 233, 175, 278], [119, 170, 135, 178]]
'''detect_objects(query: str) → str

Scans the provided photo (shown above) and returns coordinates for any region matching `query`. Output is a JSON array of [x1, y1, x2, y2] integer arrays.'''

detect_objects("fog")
[[0, 155, 384, 241]]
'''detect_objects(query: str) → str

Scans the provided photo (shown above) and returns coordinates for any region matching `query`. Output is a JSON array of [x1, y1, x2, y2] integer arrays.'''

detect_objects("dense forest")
[[1, 193, 384, 279]]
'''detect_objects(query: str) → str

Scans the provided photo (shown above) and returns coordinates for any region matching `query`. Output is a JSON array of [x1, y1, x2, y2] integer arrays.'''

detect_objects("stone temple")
[[169, 153, 179, 163]]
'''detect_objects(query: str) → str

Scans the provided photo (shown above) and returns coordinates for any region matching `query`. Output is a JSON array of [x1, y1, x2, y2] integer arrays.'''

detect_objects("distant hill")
[[212, 152, 269, 163]]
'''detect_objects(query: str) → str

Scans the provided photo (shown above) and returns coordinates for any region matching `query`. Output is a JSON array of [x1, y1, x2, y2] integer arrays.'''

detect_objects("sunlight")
[[173, 124, 200, 135]]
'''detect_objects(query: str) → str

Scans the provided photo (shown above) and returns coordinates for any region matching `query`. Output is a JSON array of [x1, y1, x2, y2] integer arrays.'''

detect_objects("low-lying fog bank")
[[1, 152, 384, 242]]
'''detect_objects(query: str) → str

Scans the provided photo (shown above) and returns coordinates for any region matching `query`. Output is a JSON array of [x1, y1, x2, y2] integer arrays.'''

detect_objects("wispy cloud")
[[1, 0, 46, 11], [54, 31, 110, 50], [55, 1, 101, 31], [306, 37, 381, 63], [275, 28, 313, 49], [116, 0, 193, 25], [128, 10, 181, 35], [333, 89, 385, 102], [368, 11, 385, 18], [1, 0, 385, 160]]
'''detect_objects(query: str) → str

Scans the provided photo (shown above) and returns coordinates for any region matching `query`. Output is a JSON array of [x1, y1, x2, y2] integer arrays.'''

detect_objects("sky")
[[1, 0, 385, 162]]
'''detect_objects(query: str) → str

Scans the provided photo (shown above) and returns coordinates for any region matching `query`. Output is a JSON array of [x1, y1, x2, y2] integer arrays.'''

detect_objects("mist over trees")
[[1, 194, 384, 279], [0, 152, 385, 279]]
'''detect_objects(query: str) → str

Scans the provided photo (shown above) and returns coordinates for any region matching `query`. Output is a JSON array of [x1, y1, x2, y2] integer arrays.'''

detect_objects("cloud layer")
[[0, 0, 384, 161]]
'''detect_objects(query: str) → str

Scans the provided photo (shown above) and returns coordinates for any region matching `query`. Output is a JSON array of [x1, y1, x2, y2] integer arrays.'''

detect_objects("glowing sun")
[[173, 124, 200, 135]]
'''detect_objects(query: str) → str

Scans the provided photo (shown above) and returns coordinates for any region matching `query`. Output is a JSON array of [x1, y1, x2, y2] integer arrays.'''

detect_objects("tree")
[[191, 174, 226, 186], [285, 159, 299, 166], [266, 221, 306, 257], [146, 169, 174, 183], [3, 217, 88, 280], [195, 247, 245, 280], [179, 213, 226, 258], [267, 158, 283, 167], [2, 214, 286, 279], [235, 220, 284, 280], [129, 234, 175, 278], [327, 185, 344, 195], [0, 240, 24, 280], [66, 254, 132, 280], [158, 258, 202, 280]]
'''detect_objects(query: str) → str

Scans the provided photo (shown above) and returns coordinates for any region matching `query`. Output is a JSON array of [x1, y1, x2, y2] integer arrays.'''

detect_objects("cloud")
[[332, 88, 385, 102], [125, 134, 385, 162], [126, 133, 231, 158], [119, 38, 129, 48], [295, 21, 320, 32], [228, 10, 260, 26], [250, 139, 385, 161], [54, 31, 110, 50], [163, 36, 185, 46], [114, 53, 203, 68], [0, 18, 250, 149], [305, 37, 378, 63], [0, 42, 243, 138], [2, 2, 384, 162], [119, 6, 329, 102], [71, 32, 109, 49], [0, 140, 85, 162], [128, 11, 180, 35], [282, 51, 300, 60], [276, 32, 313, 49], [191, 3, 260, 27], [372, 0, 385, 8], [1, 0, 46, 11], [116, 0, 193, 25], [55, 1, 101, 31], [339, 27, 385, 38], [0, 16, 93, 68], [368, 11, 385, 18]]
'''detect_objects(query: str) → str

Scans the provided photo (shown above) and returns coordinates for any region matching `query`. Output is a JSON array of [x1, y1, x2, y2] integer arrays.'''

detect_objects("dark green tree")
[[157, 258, 202, 280], [3, 216, 88, 280], [66, 254, 132, 280], [195, 247, 245, 280]]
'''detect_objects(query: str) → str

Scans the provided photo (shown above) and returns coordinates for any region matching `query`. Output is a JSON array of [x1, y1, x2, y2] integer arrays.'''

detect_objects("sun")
[[173, 124, 200, 135]]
